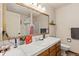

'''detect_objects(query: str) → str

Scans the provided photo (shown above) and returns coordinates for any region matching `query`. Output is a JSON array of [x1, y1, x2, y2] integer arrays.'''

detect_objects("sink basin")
[[4, 47, 25, 56], [34, 37, 59, 47], [0, 45, 11, 56], [32, 38, 49, 47]]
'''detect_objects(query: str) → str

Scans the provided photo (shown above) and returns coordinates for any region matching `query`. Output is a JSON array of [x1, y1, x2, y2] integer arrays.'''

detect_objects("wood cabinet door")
[[50, 44, 56, 52], [56, 41, 61, 56], [57, 51, 61, 56], [38, 49, 49, 56], [50, 50, 57, 56]]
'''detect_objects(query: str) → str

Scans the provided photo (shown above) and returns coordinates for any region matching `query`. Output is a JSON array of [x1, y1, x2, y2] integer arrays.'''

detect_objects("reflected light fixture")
[[31, 3, 46, 11], [32, 3, 38, 6], [42, 7, 46, 11], [38, 4, 42, 9]]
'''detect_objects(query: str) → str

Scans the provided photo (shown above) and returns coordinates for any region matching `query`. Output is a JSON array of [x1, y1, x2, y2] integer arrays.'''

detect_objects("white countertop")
[[4, 37, 60, 56]]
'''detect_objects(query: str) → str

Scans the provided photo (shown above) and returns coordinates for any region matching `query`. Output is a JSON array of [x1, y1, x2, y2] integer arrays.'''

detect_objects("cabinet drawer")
[[38, 49, 49, 56], [57, 46, 61, 52], [50, 44, 56, 52], [50, 50, 56, 56]]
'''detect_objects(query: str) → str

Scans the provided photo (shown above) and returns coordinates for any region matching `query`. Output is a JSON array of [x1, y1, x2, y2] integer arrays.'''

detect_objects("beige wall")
[[0, 4, 2, 40], [56, 4, 79, 53], [6, 11, 20, 37]]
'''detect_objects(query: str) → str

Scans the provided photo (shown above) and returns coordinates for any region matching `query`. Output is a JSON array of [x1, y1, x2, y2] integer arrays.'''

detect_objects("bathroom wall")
[[0, 4, 2, 40], [56, 4, 79, 53], [6, 11, 20, 37], [46, 7, 56, 37]]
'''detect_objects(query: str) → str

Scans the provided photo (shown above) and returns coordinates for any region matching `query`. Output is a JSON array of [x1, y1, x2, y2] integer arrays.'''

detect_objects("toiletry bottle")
[[18, 33, 21, 45], [25, 34, 32, 44]]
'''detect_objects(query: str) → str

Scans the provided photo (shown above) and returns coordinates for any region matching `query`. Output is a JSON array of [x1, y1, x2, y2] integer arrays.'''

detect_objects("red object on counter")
[[25, 35, 32, 44]]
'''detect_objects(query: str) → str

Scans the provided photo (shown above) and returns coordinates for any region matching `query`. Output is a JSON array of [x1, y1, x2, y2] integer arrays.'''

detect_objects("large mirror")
[[2, 3, 49, 40]]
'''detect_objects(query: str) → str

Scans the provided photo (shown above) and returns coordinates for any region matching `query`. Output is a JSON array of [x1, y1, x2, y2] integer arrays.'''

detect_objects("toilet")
[[61, 43, 70, 56]]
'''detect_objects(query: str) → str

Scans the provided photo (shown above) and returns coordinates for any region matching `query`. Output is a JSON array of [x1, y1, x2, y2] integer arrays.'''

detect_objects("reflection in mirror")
[[20, 14, 31, 36], [33, 13, 49, 35], [2, 3, 49, 40]]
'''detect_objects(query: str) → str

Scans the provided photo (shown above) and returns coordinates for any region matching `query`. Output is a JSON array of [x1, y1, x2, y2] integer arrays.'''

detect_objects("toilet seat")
[[61, 43, 70, 56]]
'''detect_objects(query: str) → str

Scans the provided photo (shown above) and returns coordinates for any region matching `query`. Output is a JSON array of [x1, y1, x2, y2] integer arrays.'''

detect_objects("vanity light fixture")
[[31, 3, 46, 11], [23, 3, 46, 11], [32, 3, 38, 6], [42, 7, 46, 11], [38, 4, 42, 9]]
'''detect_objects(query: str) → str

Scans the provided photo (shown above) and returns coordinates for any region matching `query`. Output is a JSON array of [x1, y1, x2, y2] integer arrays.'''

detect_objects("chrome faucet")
[[43, 33, 45, 39], [39, 33, 46, 40]]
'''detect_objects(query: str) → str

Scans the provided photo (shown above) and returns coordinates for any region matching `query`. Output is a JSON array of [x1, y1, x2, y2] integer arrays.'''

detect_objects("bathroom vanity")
[[38, 41, 61, 56], [3, 37, 61, 56], [1, 4, 61, 56]]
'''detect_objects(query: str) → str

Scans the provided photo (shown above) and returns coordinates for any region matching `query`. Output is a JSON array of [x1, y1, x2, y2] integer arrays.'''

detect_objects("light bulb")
[[38, 4, 42, 9], [32, 3, 38, 6]]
